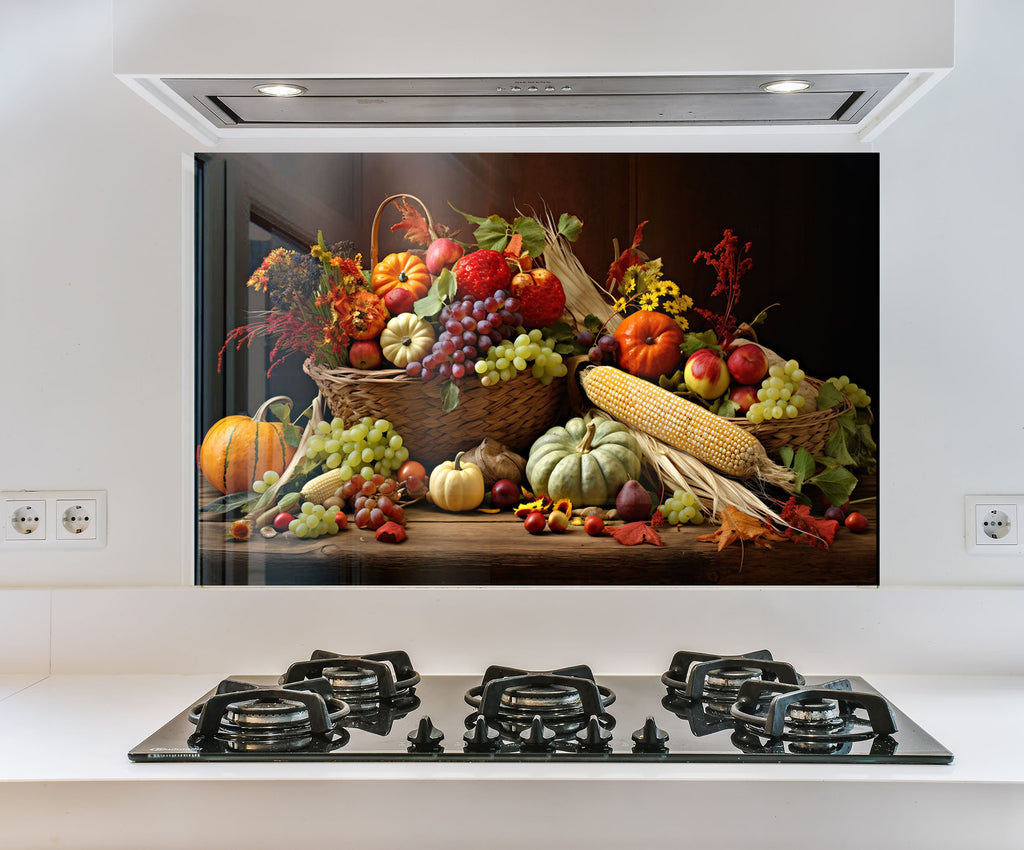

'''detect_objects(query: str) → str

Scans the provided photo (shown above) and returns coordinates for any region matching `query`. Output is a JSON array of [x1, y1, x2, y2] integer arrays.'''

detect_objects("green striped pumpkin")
[[199, 396, 296, 495]]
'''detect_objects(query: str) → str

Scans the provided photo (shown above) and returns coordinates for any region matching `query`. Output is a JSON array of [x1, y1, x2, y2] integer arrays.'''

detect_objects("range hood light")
[[760, 80, 813, 93], [255, 83, 307, 97]]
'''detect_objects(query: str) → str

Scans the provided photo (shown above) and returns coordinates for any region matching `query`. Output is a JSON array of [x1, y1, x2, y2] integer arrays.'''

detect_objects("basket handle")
[[370, 194, 438, 267]]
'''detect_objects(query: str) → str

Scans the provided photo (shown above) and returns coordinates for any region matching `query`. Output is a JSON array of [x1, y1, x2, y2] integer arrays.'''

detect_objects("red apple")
[[728, 385, 760, 414], [726, 343, 769, 385], [523, 510, 547, 534], [683, 349, 730, 400], [547, 509, 570, 533], [383, 286, 416, 315], [348, 340, 382, 370], [509, 267, 566, 329], [490, 478, 520, 510], [425, 238, 464, 276]]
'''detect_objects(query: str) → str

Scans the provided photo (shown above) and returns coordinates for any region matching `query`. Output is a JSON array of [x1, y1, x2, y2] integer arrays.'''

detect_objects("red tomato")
[[584, 515, 606, 536]]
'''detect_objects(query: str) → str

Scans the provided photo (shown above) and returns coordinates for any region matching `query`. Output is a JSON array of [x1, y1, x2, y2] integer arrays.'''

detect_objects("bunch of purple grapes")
[[406, 290, 524, 381], [577, 329, 620, 364]]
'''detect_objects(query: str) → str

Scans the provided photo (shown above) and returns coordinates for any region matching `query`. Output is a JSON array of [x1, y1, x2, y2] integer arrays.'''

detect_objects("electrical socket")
[[4, 500, 46, 541], [1, 490, 106, 549], [964, 495, 1024, 556]]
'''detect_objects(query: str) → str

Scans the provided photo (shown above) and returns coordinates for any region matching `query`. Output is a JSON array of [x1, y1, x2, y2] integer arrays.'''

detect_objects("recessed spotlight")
[[760, 80, 813, 94], [255, 83, 307, 97]]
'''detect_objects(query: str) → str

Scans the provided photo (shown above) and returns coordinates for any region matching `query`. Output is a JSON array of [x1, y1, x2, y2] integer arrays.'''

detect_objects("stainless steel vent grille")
[[163, 74, 906, 129]]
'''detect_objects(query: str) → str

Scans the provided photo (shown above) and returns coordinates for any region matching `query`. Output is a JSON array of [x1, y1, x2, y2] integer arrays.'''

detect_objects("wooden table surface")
[[198, 480, 878, 586]]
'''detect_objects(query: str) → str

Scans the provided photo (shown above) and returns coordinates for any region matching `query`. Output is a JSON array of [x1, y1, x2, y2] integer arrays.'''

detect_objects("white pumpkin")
[[380, 313, 435, 368]]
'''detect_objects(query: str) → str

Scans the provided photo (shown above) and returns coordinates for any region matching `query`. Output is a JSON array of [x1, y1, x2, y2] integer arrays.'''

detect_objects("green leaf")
[[809, 465, 859, 509], [779, 446, 795, 468], [199, 491, 256, 516], [434, 268, 457, 302], [554, 341, 577, 355], [440, 380, 460, 412], [583, 314, 602, 333], [681, 330, 721, 358], [716, 398, 740, 418], [793, 447, 816, 482], [448, 203, 488, 226], [856, 421, 878, 454], [747, 302, 779, 328], [282, 422, 302, 448], [512, 216, 547, 257], [414, 293, 443, 319], [269, 402, 292, 425], [824, 427, 857, 466], [474, 215, 512, 252], [557, 213, 583, 242], [815, 381, 845, 411], [546, 320, 575, 341]]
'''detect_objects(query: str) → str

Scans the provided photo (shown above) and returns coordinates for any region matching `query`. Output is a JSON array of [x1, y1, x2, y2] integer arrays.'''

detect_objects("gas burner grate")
[[187, 677, 350, 753], [280, 649, 421, 706], [730, 677, 898, 744], [661, 649, 804, 704]]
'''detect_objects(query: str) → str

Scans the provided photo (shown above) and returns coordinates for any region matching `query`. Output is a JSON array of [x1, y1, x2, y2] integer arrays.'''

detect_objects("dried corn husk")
[[537, 212, 620, 332], [589, 411, 784, 525]]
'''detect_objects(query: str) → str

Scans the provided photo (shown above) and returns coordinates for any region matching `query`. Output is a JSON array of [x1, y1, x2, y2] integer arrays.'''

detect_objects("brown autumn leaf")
[[605, 521, 663, 546], [389, 197, 432, 247], [695, 505, 786, 552]]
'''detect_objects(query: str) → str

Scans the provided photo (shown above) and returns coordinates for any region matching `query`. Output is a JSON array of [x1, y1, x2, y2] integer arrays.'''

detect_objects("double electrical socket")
[[964, 495, 1024, 556], [2, 490, 107, 549]]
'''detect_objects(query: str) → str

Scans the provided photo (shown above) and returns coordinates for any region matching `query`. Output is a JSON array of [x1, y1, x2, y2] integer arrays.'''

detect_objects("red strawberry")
[[453, 250, 511, 301], [510, 268, 566, 329]]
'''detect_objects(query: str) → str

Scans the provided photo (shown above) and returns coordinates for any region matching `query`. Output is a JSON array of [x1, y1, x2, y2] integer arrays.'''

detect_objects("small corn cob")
[[580, 365, 792, 486], [300, 469, 346, 504]]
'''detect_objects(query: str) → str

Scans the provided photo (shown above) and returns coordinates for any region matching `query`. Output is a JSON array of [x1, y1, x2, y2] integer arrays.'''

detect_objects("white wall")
[[0, 0, 1021, 590]]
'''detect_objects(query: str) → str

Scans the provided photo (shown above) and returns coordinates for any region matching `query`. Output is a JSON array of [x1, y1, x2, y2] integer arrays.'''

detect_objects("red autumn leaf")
[[606, 220, 649, 289], [650, 509, 667, 528], [779, 498, 838, 550], [389, 197, 432, 247], [605, 520, 663, 546], [504, 232, 523, 259], [375, 521, 407, 543]]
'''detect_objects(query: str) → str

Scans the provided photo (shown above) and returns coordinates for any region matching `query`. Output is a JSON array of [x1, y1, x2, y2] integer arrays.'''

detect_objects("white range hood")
[[113, 0, 953, 145]]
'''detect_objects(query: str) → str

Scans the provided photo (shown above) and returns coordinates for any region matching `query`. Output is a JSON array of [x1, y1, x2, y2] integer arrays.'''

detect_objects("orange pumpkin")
[[199, 396, 297, 495], [613, 310, 686, 380], [371, 252, 431, 300]]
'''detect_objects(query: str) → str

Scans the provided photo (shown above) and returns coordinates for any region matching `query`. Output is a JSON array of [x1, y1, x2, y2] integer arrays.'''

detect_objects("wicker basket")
[[305, 358, 566, 468], [731, 376, 852, 456]]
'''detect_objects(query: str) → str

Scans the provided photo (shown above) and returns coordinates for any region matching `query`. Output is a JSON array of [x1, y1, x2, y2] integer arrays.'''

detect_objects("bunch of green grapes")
[[288, 501, 345, 539], [251, 469, 280, 494], [828, 375, 872, 408], [747, 359, 806, 424], [658, 490, 705, 526], [304, 417, 348, 467], [473, 328, 569, 387], [329, 416, 409, 482]]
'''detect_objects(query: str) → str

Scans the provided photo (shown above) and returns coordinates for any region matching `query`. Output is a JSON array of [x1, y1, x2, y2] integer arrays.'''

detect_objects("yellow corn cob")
[[580, 365, 792, 486], [300, 469, 346, 504]]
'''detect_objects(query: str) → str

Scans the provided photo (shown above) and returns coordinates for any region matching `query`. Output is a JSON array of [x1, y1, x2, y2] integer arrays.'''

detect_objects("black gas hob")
[[128, 649, 953, 764]]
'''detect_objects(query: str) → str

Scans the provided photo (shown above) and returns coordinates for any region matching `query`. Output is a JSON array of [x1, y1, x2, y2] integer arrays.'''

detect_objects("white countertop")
[[0, 673, 1022, 849]]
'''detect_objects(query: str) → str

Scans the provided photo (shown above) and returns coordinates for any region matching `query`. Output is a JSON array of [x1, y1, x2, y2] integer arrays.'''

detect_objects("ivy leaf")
[[414, 293, 442, 319], [856, 421, 878, 454], [474, 215, 512, 252], [511, 216, 548, 257], [441, 380, 460, 412], [815, 381, 845, 411], [714, 397, 740, 418], [824, 427, 857, 467], [546, 320, 575, 341], [435, 268, 457, 302], [809, 465, 859, 508], [793, 447, 816, 482], [682, 330, 721, 358], [282, 422, 302, 448], [583, 314, 602, 333], [557, 213, 583, 242], [269, 401, 292, 425]]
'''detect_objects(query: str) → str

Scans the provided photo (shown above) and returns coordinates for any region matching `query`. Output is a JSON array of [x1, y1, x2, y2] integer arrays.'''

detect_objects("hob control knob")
[[576, 714, 613, 752], [463, 715, 501, 752], [407, 716, 444, 752], [519, 715, 557, 752], [631, 716, 669, 753]]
